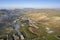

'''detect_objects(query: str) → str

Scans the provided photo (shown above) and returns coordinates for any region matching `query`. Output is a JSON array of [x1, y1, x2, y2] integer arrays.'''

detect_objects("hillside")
[[0, 9, 60, 40], [22, 11, 60, 40]]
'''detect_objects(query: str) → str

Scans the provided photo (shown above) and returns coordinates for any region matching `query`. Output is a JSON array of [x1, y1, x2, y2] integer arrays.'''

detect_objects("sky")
[[0, 0, 60, 9]]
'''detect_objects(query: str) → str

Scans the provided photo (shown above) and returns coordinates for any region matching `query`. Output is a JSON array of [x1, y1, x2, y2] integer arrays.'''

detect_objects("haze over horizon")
[[0, 0, 60, 9]]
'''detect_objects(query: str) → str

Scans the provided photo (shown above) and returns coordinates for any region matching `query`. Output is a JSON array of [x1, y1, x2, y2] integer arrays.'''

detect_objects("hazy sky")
[[0, 0, 60, 9]]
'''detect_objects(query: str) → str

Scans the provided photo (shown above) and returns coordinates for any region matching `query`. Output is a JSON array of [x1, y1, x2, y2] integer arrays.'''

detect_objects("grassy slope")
[[22, 9, 60, 40]]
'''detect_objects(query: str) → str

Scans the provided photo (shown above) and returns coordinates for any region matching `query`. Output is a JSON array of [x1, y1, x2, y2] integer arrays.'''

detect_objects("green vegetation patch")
[[20, 26, 37, 39]]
